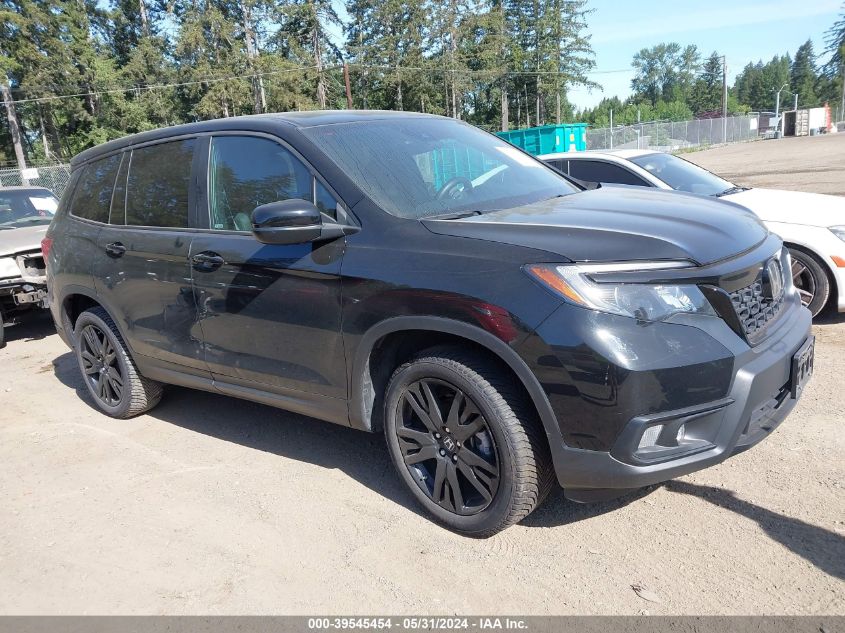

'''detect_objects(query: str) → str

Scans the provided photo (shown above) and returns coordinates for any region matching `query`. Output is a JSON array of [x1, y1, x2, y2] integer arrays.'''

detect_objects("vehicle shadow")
[[2, 310, 55, 346], [59, 350, 840, 544], [50, 351, 426, 519], [814, 309, 845, 326], [664, 480, 845, 580], [521, 485, 658, 528], [53, 349, 653, 530]]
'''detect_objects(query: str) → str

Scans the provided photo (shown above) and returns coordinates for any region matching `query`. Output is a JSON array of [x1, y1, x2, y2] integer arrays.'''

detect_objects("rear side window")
[[126, 139, 195, 228], [568, 160, 649, 187], [208, 135, 313, 231], [69, 154, 122, 223], [546, 159, 568, 174]]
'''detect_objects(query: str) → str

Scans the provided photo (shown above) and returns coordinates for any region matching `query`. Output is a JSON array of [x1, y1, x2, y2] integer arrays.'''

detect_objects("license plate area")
[[790, 336, 814, 400]]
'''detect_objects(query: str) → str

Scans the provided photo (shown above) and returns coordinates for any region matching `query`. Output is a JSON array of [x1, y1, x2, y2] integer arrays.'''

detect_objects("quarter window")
[[126, 139, 195, 228], [315, 180, 339, 220], [208, 136, 314, 231], [69, 154, 122, 223]]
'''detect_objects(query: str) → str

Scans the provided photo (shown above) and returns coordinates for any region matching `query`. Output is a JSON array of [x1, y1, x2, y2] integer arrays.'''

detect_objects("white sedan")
[[541, 149, 845, 317]]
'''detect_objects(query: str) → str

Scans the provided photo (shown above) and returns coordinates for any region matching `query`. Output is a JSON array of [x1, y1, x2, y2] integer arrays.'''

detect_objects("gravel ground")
[[684, 133, 845, 196], [1, 136, 843, 615]]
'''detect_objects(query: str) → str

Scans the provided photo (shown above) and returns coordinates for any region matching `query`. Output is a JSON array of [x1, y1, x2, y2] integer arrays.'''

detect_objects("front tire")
[[384, 346, 553, 537], [73, 307, 163, 418], [788, 247, 830, 317]]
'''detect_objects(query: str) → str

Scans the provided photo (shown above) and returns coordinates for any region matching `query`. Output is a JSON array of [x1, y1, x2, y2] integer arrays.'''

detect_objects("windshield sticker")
[[29, 197, 58, 213]]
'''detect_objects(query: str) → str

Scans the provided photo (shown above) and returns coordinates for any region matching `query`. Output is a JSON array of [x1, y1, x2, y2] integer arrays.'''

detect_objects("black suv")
[[45, 112, 814, 536]]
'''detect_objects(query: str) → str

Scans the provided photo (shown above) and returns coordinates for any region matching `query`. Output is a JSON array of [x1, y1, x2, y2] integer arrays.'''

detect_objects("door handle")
[[191, 251, 225, 271], [105, 242, 126, 258]]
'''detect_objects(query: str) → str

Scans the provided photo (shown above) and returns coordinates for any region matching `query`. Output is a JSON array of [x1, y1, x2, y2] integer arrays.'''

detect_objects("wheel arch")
[[56, 286, 133, 353], [783, 241, 838, 305], [349, 316, 563, 448]]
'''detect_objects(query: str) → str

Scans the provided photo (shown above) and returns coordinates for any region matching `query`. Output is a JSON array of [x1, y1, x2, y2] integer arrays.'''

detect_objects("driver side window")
[[209, 136, 329, 231]]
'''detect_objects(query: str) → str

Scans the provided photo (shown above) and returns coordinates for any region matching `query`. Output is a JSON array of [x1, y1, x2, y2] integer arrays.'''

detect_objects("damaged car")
[[0, 186, 57, 348]]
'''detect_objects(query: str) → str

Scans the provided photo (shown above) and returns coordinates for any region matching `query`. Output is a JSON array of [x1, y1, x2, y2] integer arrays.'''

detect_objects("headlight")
[[830, 226, 845, 242], [0, 257, 20, 279], [526, 261, 716, 322]]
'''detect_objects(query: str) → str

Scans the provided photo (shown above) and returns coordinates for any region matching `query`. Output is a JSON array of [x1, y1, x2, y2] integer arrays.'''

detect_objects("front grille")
[[729, 277, 784, 337]]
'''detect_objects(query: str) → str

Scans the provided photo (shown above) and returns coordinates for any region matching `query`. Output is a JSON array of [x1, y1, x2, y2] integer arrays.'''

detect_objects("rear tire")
[[384, 346, 553, 537], [788, 247, 830, 317], [73, 307, 163, 418]]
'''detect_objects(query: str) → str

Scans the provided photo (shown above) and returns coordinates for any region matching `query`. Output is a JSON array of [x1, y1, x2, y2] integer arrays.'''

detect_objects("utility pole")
[[774, 82, 789, 137], [722, 55, 728, 143], [1, 82, 29, 185], [609, 109, 613, 149], [343, 63, 353, 109], [793, 93, 798, 111]]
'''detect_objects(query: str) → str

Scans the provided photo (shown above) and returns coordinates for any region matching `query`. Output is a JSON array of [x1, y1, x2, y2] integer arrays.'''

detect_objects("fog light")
[[638, 424, 664, 449], [676, 424, 686, 443]]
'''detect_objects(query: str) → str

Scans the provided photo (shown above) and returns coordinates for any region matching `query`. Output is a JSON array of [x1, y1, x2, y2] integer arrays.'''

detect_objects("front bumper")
[[0, 279, 49, 316], [540, 291, 812, 494]]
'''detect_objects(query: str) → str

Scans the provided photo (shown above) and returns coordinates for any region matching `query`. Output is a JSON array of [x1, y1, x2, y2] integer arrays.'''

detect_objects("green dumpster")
[[496, 123, 588, 155]]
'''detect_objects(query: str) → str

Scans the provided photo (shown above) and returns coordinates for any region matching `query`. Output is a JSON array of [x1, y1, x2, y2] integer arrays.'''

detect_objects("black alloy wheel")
[[79, 323, 124, 407], [396, 378, 500, 516], [73, 306, 163, 418], [384, 347, 553, 536]]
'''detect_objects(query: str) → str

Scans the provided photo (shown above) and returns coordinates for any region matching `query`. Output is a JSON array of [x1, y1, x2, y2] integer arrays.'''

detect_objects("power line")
[[6, 66, 322, 105], [6, 62, 631, 105]]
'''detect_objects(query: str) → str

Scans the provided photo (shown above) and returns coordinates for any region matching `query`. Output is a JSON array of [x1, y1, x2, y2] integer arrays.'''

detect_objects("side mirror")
[[251, 199, 323, 245]]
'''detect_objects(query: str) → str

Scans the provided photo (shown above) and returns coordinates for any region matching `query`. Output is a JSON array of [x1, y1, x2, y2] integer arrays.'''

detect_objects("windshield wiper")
[[426, 210, 482, 220], [714, 186, 749, 197]]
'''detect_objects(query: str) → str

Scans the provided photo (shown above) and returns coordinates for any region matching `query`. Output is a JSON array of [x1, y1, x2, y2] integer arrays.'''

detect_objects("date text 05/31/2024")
[[307, 618, 529, 630]]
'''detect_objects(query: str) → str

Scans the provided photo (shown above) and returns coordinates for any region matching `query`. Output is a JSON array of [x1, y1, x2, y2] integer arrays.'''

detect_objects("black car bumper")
[[532, 291, 812, 495]]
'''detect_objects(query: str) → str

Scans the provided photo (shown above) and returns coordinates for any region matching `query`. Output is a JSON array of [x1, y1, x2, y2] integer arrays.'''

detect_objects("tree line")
[[0, 0, 597, 164], [1, 0, 844, 166], [578, 25, 845, 128]]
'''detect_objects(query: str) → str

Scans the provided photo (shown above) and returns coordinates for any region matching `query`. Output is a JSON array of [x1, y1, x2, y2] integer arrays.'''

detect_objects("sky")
[[567, 0, 843, 111]]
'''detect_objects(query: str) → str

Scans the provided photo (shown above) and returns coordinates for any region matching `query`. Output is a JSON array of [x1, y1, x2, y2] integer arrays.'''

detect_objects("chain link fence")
[[0, 164, 73, 197], [586, 115, 762, 152], [0, 112, 822, 195]]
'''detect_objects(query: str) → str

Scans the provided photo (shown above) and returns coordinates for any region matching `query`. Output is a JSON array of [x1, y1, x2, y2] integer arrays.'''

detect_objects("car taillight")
[[41, 237, 53, 259]]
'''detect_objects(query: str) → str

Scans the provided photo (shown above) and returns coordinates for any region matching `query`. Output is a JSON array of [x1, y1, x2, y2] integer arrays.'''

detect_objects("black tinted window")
[[110, 152, 129, 224], [315, 180, 339, 220], [126, 139, 195, 227], [209, 136, 312, 231], [545, 159, 568, 174], [70, 154, 122, 223], [568, 160, 648, 187]]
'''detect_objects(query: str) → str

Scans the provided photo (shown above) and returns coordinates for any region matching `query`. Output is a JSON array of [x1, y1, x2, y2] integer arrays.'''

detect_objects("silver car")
[[0, 186, 57, 347]]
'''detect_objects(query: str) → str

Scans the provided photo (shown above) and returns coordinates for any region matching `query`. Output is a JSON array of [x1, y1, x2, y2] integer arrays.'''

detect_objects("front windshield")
[[0, 189, 58, 228], [301, 117, 579, 219], [629, 152, 734, 196]]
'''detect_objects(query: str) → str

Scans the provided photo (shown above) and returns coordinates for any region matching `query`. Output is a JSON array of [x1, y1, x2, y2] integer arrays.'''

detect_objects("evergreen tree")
[[345, 0, 429, 112], [690, 51, 723, 114], [274, 0, 342, 109], [824, 4, 845, 119], [791, 39, 818, 107]]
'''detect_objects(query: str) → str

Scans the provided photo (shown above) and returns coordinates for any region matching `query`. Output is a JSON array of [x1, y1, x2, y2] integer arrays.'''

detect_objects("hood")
[[0, 224, 49, 258], [724, 187, 845, 227], [422, 187, 768, 266]]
